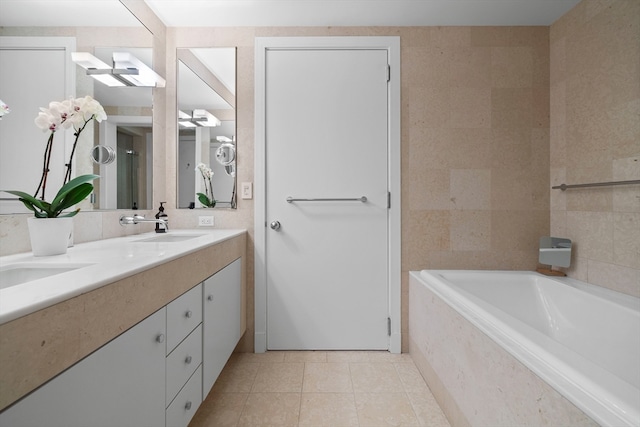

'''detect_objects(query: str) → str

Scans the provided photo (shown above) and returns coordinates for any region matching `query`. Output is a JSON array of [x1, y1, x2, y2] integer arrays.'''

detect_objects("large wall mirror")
[[177, 48, 237, 209], [90, 47, 154, 210], [0, 1, 155, 213]]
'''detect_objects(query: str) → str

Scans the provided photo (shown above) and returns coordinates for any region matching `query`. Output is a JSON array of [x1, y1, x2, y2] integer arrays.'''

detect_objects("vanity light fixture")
[[178, 109, 220, 127], [216, 136, 233, 142], [193, 109, 221, 127], [71, 52, 166, 88]]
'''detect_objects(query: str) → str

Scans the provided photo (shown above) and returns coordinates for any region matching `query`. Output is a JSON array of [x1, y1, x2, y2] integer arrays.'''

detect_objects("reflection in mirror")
[[0, 0, 154, 214], [177, 48, 236, 209], [89, 47, 153, 210], [91, 145, 116, 165]]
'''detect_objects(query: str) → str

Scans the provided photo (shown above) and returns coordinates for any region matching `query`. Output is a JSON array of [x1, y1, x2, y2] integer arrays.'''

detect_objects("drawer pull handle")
[[207, 295, 214, 302], [185, 310, 193, 318], [185, 401, 192, 410], [185, 355, 193, 364], [156, 334, 165, 343]]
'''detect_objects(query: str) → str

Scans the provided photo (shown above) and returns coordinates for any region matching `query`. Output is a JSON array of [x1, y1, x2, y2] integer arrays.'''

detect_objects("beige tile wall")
[[550, 0, 640, 296], [401, 26, 551, 351]]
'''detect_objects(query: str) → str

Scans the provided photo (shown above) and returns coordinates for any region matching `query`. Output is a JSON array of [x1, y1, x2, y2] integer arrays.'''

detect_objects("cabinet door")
[[0, 309, 167, 427], [202, 258, 242, 395]]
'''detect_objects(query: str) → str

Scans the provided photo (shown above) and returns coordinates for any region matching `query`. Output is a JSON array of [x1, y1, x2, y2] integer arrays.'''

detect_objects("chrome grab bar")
[[552, 179, 640, 191], [286, 196, 367, 203]]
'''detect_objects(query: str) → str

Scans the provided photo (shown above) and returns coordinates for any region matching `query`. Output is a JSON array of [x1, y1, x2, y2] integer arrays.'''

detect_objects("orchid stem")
[[34, 132, 54, 200], [64, 119, 90, 184]]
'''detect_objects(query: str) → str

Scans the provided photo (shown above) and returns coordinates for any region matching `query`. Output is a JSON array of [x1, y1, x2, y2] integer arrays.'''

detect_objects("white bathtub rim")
[[412, 270, 640, 427]]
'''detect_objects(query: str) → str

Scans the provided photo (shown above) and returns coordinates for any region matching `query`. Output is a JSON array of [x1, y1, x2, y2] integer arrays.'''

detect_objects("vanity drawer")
[[166, 283, 202, 353], [166, 365, 202, 427], [166, 324, 202, 406]]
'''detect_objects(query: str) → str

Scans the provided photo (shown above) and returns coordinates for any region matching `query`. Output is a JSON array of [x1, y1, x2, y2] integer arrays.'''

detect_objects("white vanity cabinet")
[[0, 262, 242, 427], [0, 308, 167, 427], [202, 258, 243, 396]]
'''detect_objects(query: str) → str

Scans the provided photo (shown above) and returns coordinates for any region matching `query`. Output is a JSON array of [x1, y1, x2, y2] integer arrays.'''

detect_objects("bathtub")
[[409, 270, 640, 427]]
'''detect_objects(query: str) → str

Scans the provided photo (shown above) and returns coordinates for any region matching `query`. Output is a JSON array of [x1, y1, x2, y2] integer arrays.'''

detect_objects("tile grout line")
[[394, 362, 422, 425], [347, 361, 362, 426]]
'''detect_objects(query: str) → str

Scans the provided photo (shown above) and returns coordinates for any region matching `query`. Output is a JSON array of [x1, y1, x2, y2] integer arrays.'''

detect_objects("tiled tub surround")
[[0, 230, 247, 411], [409, 270, 640, 426]]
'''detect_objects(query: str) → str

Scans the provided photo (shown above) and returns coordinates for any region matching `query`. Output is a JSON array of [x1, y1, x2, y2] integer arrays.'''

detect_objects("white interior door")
[[265, 48, 390, 350]]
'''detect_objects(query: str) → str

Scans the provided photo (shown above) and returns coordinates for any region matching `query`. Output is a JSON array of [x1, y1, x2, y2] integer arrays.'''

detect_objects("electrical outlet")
[[198, 216, 214, 227], [241, 182, 253, 199]]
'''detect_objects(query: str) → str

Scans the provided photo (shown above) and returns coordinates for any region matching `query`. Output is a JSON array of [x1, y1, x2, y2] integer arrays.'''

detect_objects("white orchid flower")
[[49, 100, 72, 122], [0, 99, 10, 119], [64, 96, 105, 128], [34, 110, 61, 132]]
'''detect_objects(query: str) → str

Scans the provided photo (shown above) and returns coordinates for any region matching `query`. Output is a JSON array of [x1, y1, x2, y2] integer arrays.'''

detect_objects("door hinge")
[[387, 317, 391, 336], [387, 191, 391, 209], [386, 64, 390, 82]]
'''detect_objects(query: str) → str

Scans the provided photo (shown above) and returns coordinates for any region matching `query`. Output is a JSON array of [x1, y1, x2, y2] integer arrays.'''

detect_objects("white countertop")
[[0, 229, 245, 324]]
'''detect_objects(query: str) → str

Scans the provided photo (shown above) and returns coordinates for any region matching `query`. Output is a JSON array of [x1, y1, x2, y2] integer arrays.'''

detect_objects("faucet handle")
[[119, 214, 134, 226]]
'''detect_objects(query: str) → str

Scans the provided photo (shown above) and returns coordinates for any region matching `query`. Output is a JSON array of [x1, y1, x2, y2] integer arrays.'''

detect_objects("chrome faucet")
[[119, 214, 169, 231]]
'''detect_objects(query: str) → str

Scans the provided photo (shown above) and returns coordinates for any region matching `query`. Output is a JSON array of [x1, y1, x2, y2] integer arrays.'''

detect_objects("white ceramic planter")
[[27, 217, 73, 256]]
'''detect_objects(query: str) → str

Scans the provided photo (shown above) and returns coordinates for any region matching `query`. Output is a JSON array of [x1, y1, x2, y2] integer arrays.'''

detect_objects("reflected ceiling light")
[[72, 52, 166, 88], [112, 52, 166, 87], [178, 109, 221, 127], [216, 136, 232, 142], [193, 109, 221, 127]]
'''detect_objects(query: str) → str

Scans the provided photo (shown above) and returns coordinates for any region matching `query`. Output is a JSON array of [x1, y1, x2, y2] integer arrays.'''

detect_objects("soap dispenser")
[[155, 202, 168, 233]]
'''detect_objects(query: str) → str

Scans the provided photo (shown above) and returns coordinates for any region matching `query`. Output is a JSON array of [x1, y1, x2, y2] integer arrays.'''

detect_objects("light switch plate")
[[198, 216, 214, 226], [241, 182, 253, 199]]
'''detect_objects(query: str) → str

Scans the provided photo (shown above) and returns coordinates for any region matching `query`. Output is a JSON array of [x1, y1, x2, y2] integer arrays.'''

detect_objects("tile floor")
[[189, 351, 451, 427]]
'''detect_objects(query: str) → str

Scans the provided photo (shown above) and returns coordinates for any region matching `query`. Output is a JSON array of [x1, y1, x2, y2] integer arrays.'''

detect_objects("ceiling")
[[0, 0, 582, 27]]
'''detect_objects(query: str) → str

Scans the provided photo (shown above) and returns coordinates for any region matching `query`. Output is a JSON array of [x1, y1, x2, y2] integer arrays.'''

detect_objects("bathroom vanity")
[[0, 229, 246, 427]]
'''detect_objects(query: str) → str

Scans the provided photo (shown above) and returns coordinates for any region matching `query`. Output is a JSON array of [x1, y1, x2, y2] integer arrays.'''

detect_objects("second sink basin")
[[134, 234, 205, 243], [0, 263, 95, 290]]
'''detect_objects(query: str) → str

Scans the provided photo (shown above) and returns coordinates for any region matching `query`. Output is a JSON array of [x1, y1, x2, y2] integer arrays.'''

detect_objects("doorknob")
[[270, 221, 281, 231]]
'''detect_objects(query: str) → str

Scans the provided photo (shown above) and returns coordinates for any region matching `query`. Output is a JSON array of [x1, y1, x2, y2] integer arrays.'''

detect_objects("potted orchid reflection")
[[196, 163, 216, 208], [2, 96, 106, 255]]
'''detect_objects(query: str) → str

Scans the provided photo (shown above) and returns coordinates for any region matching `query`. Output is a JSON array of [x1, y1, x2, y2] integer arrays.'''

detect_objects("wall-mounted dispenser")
[[537, 236, 572, 276]]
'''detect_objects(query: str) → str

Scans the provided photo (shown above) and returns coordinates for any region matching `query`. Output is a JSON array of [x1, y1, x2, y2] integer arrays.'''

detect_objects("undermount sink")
[[134, 234, 205, 243], [0, 263, 95, 290]]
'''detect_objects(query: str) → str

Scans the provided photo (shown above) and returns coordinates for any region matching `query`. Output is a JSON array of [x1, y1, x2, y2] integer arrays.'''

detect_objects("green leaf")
[[57, 208, 81, 218], [52, 183, 94, 215], [3, 173, 98, 218], [197, 192, 211, 207], [50, 174, 99, 209], [3, 190, 49, 216]]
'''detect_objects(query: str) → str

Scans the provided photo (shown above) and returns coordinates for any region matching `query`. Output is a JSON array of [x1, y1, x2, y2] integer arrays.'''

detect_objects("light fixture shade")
[[179, 121, 197, 128], [216, 136, 232, 142], [71, 52, 111, 70], [88, 73, 127, 87], [178, 110, 192, 119], [113, 52, 166, 88], [193, 109, 221, 127], [72, 51, 166, 87]]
